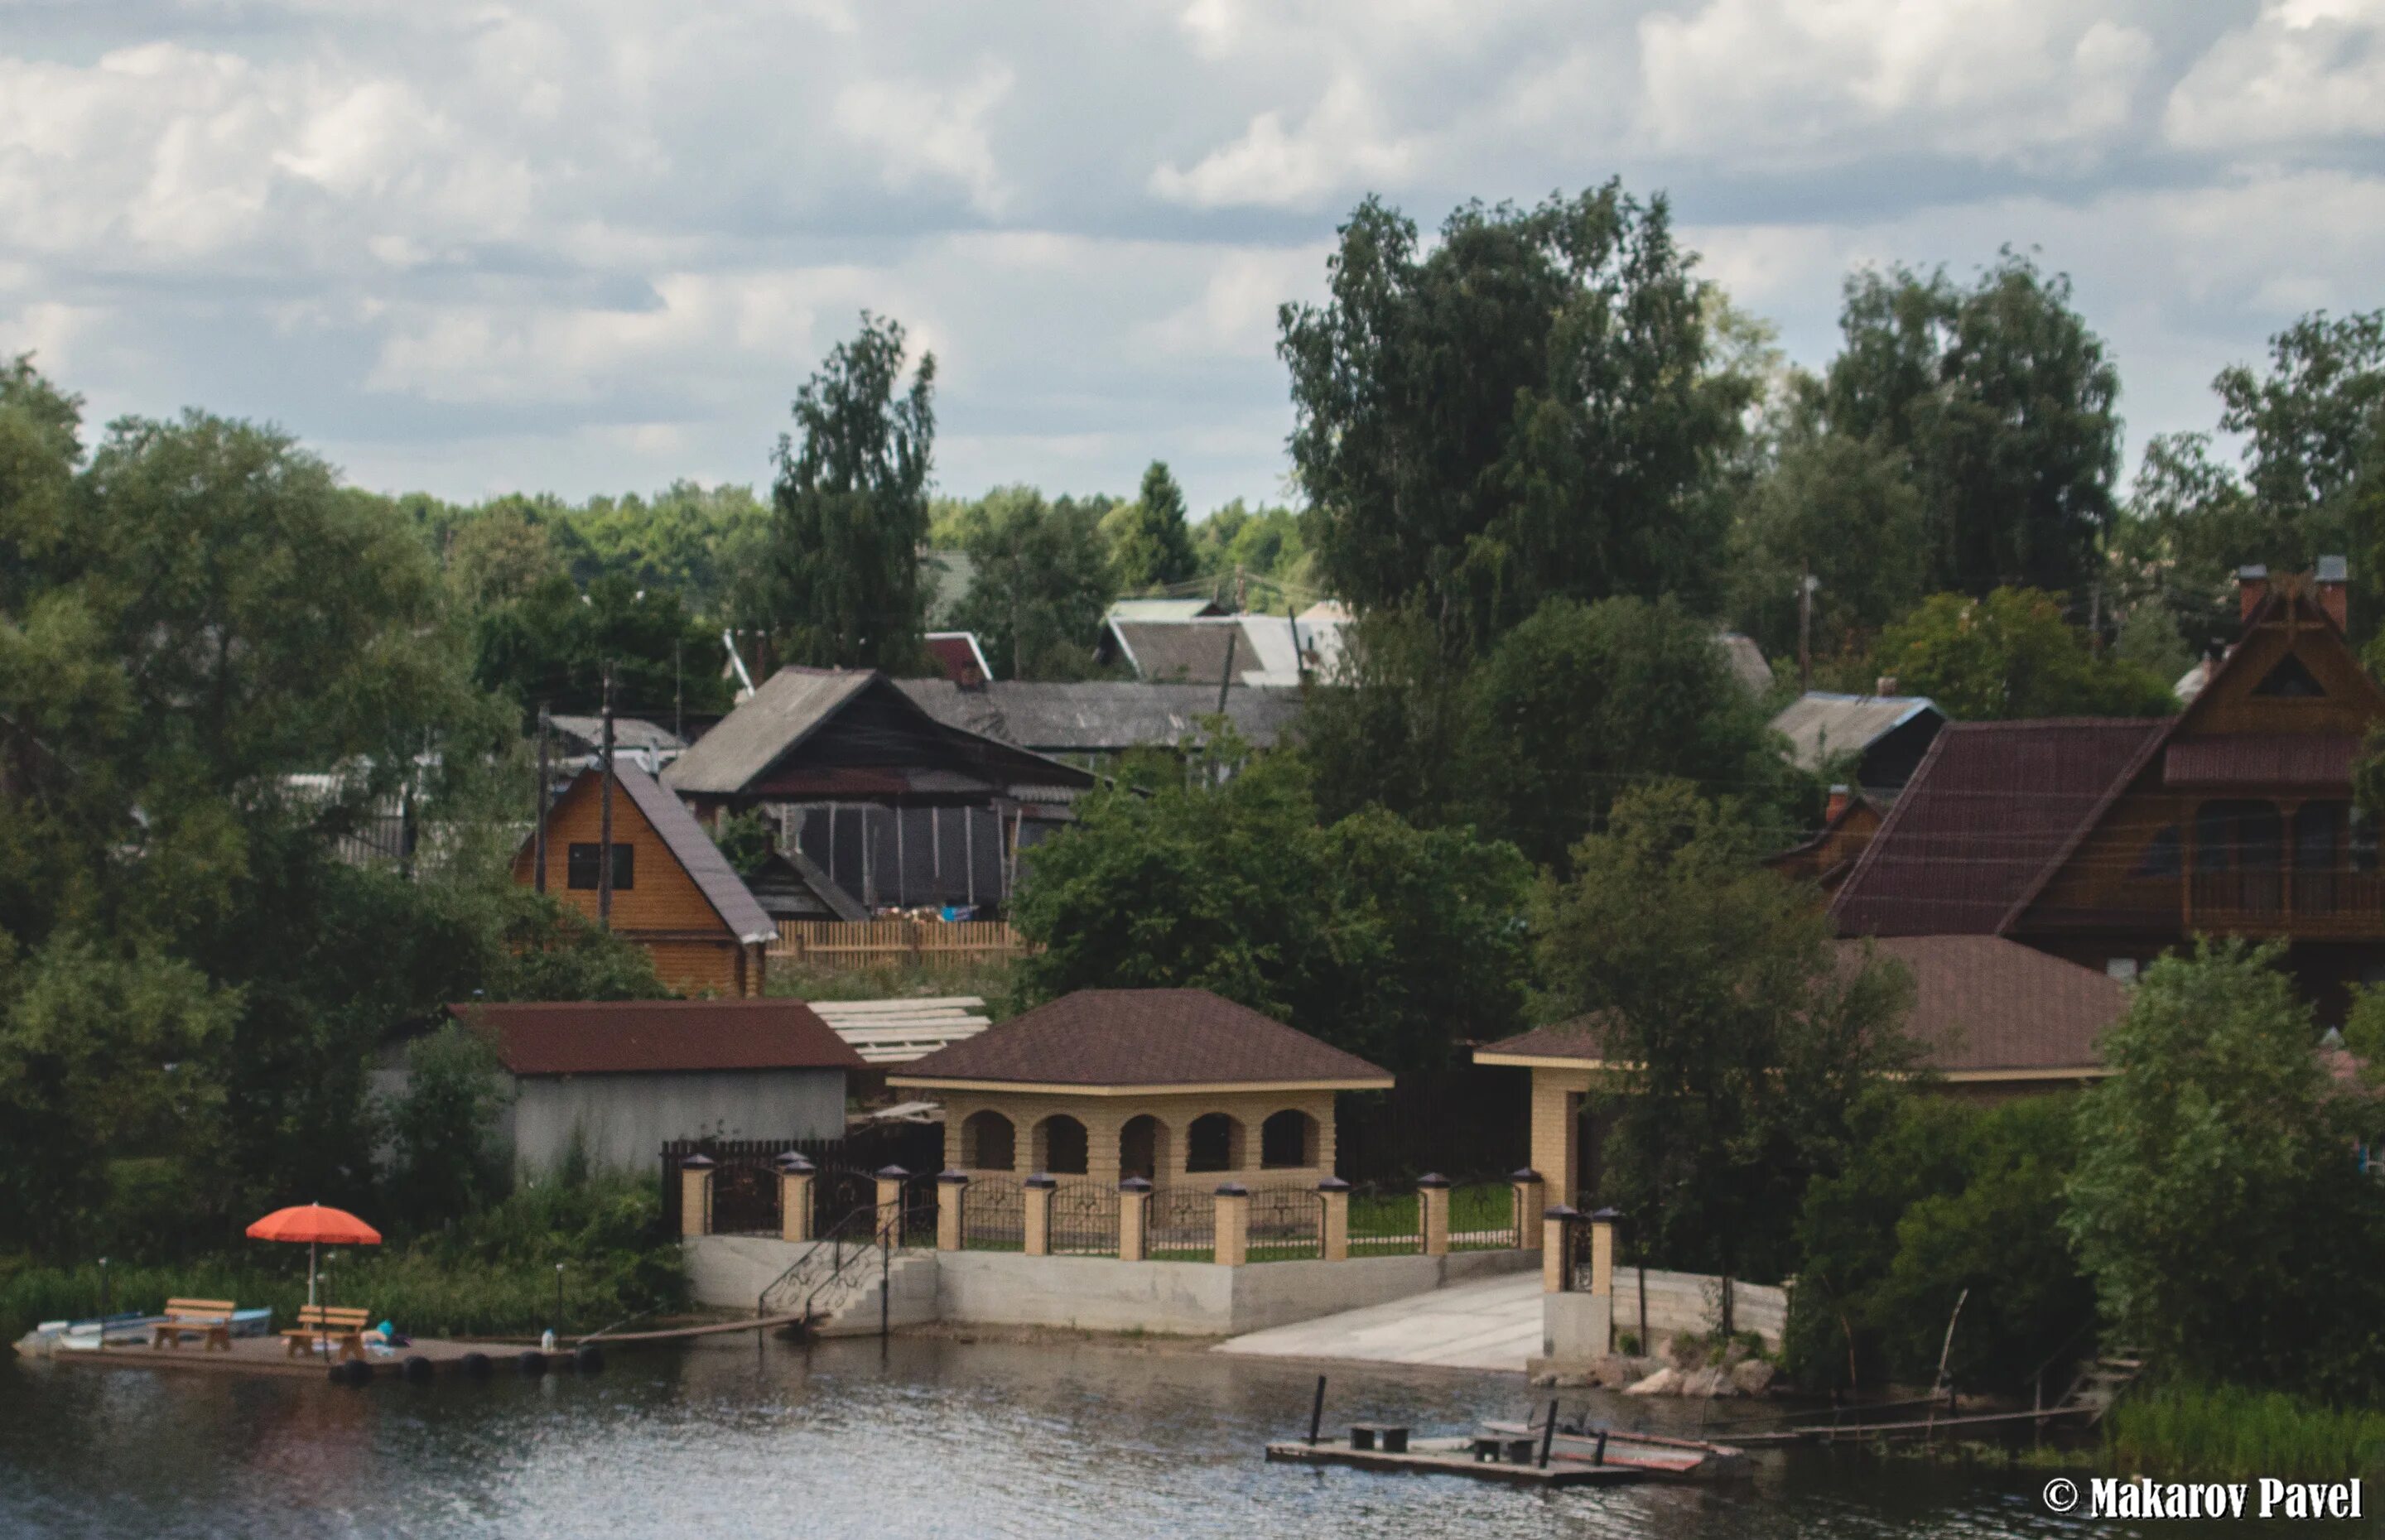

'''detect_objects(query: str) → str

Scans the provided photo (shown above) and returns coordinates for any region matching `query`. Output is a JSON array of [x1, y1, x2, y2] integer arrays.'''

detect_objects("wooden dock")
[[22, 1333, 576, 1383], [1265, 1441, 1645, 1488]]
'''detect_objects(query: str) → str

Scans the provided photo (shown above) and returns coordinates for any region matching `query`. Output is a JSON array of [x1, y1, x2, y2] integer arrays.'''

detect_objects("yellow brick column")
[[678, 1155, 716, 1239], [1024, 1174, 1056, 1257], [1419, 1173, 1451, 1257], [1213, 1182, 1250, 1266], [1529, 1071, 1582, 1206], [874, 1165, 909, 1242], [1585, 1206, 1618, 1297], [775, 1153, 814, 1244], [936, 1170, 968, 1252], [1117, 1177, 1151, 1262], [1510, 1169, 1544, 1250], [1541, 1203, 1578, 1293], [1318, 1177, 1350, 1262]]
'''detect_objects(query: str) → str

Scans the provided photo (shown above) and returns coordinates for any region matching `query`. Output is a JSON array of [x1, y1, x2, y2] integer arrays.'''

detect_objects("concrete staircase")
[[807, 1249, 939, 1337]]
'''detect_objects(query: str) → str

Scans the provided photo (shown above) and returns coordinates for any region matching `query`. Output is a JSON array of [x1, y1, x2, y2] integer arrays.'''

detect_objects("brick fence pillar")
[[678, 1155, 716, 1239], [775, 1153, 814, 1244], [874, 1164, 909, 1243], [1213, 1183, 1249, 1266], [1510, 1168, 1544, 1249], [1586, 1206, 1619, 1297], [937, 1169, 969, 1252], [1542, 1204, 1579, 1293], [1419, 1172, 1451, 1257], [1024, 1174, 1056, 1257], [1318, 1177, 1350, 1263], [1118, 1177, 1151, 1262]]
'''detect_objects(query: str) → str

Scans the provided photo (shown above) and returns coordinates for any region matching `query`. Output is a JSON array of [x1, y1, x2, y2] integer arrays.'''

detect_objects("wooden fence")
[[769, 920, 1026, 964]]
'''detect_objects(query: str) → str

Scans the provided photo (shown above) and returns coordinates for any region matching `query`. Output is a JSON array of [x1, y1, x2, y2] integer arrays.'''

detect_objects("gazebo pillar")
[[874, 1165, 909, 1242], [1419, 1172, 1451, 1256], [1213, 1183, 1250, 1266], [1510, 1168, 1544, 1249], [1117, 1177, 1152, 1262]]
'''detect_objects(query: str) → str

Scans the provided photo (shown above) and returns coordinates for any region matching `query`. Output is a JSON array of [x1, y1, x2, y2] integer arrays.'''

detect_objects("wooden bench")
[[282, 1305, 373, 1363], [151, 1298, 237, 1352], [1349, 1423, 1409, 1454]]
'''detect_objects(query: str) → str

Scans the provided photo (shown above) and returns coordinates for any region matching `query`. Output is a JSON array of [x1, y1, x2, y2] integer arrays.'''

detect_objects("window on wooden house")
[[2252, 653, 2325, 697], [566, 842, 635, 890], [2132, 826, 2182, 878]]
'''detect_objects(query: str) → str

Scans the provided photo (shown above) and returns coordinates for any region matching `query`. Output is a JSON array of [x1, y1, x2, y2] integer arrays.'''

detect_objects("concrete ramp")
[[1212, 1271, 1542, 1374]]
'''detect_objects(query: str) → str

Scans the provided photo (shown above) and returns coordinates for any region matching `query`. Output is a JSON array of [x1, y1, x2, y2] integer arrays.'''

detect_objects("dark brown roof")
[[2164, 733, 2359, 787], [1828, 719, 2169, 937], [1476, 936, 2122, 1078], [609, 763, 778, 943], [453, 999, 866, 1076], [889, 989, 1392, 1087]]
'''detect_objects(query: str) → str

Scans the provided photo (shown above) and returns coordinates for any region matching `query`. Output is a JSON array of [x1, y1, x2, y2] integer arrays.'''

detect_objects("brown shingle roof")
[[1475, 936, 2123, 1079], [888, 989, 1392, 1088], [608, 763, 778, 944], [453, 999, 865, 1076], [1828, 719, 2168, 936]]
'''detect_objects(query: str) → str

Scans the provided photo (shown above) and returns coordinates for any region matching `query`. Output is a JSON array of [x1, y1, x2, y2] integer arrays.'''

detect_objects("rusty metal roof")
[[455, 999, 865, 1076]]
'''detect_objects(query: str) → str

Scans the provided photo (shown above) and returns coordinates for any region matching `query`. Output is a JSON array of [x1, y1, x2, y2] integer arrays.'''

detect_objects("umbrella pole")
[[309, 1240, 318, 1309]]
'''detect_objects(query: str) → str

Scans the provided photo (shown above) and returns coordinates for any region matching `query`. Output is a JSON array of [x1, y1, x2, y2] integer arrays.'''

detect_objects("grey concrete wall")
[[513, 1068, 845, 1173]]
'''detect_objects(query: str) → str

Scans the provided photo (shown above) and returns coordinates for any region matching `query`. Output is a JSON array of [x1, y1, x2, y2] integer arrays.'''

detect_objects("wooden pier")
[[1265, 1440, 1645, 1488], [22, 1332, 579, 1383]]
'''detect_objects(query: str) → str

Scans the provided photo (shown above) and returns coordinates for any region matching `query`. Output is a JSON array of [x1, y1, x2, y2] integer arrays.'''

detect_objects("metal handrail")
[[756, 1206, 882, 1319]]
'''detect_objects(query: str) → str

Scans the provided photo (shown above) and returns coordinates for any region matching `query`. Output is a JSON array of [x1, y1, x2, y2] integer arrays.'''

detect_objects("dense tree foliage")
[[1283, 184, 1751, 655], [1726, 422, 1927, 661], [1872, 589, 2177, 720], [947, 486, 1119, 680], [1535, 783, 1917, 1283], [1009, 733, 1530, 1072], [2063, 942, 2385, 1399], [767, 312, 936, 670], [471, 570, 730, 725], [1109, 460, 1199, 594], [1786, 1094, 2093, 1393]]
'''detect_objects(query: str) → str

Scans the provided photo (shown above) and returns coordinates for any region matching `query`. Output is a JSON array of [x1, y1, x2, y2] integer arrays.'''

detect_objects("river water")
[[0, 1335, 2354, 1538]]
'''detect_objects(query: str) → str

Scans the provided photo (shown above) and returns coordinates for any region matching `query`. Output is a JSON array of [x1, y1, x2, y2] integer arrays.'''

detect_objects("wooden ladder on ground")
[[2056, 1350, 2146, 1426]]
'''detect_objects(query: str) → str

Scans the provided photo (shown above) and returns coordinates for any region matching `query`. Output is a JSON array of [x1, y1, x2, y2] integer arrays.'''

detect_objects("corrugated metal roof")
[[1828, 719, 2168, 937], [894, 679, 1306, 753], [609, 763, 779, 944], [891, 989, 1391, 1087], [1718, 633, 1774, 695], [664, 668, 874, 795], [2164, 733, 2358, 787], [455, 999, 864, 1076], [1769, 692, 1942, 773], [1106, 597, 1226, 623], [548, 715, 687, 753]]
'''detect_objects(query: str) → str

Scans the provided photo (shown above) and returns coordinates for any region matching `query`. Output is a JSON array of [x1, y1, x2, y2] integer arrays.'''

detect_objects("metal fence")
[[1147, 1186, 1217, 1261], [1049, 1181, 1120, 1257], [962, 1178, 1024, 1251], [1347, 1185, 1422, 1255], [1245, 1185, 1323, 1263], [658, 1128, 941, 1236], [1448, 1182, 1520, 1251]]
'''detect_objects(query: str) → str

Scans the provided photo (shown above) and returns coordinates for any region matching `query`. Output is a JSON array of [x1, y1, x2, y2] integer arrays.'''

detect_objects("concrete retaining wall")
[[682, 1236, 1537, 1337], [1605, 1267, 1787, 1350]]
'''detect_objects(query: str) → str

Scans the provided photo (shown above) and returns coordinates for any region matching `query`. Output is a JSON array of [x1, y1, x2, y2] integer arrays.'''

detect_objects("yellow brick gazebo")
[[887, 989, 1392, 1190]]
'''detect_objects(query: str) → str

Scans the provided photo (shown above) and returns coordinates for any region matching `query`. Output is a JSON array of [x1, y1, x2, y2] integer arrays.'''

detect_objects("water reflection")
[[0, 1337, 2348, 1539]]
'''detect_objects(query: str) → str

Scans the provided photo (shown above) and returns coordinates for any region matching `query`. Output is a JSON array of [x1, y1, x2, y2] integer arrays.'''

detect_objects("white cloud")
[[1150, 75, 1415, 209], [2166, 0, 2385, 149], [834, 62, 1016, 216]]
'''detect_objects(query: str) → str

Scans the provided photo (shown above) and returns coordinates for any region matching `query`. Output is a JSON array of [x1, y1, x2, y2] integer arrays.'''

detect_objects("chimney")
[[2238, 565, 2269, 623], [1874, 675, 1898, 697], [1825, 784, 1852, 825], [2317, 555, 2349, 630]]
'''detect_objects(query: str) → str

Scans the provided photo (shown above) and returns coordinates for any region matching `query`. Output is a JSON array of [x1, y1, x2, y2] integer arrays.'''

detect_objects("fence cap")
[[1542, 1202, 1582, 1221], [773, 1153, 814, 1174], [874, 1164, 912, 1181], [1415, 1172, 1452, 1190], [1314, 1177, 1352, 1193], [1117, 1176, 1154, 1193], [1214, 1181, 1249, 1197], [937, 1167, 971, 1185], [1024, 1172, 1058, 1189], [1509, 1167, 1544, 1184], [1587, 1206, 1624, 1224], [679, 1153, 717, 1170]]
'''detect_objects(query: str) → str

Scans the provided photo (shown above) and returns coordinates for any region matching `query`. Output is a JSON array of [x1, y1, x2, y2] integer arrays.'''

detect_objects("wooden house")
[[1762, 785, 1883, 893], [512, 763, 777, 997], [1832, 561, 2385, 1013], [664, 667, 1094, 913]]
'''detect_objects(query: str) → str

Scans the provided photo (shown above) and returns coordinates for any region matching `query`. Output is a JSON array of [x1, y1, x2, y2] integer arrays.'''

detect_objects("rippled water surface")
[[0, 1335, 2346, 1538]]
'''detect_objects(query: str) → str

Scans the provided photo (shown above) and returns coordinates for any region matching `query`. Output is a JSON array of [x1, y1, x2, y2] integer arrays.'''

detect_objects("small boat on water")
[[1477, 1417, 1750, 1480], [17, 1308, 275, 1356]]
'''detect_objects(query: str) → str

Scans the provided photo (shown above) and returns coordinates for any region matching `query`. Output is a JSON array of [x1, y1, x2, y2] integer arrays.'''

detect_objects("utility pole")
[[2089, 579, 2104, 657], [534, 703, 552, 894], [1797, 562, 1817, 693], [1215, 623, 1239, 716], [598, 663, 615, 929]]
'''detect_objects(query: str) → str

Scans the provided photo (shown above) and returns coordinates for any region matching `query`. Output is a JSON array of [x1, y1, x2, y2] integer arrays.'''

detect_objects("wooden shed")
[[512, 763, 778, 997]]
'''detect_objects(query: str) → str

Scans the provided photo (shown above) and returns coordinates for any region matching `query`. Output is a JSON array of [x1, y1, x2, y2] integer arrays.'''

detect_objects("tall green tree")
[[470, 570, 730, 725], [2063, 941, 2385, 1398], [1535, 782, 1917, 1283], [768, 312, 935, 669], [1820, 252, 2121, 599], [1873, 588, 2176, 720], [1110, 461, 1198, 593], [1726, 416, 1928, 660], [1281, 183, 1750, 654], [949, 487, 1119, 680]]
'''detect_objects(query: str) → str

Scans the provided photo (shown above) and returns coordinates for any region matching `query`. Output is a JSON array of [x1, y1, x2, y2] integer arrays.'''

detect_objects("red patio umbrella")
[[246, 1204, 382, 1307]]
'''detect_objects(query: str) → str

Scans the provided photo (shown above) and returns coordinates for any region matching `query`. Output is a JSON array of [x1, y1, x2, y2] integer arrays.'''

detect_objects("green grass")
[[2107, 1384, 2385, 1483], [0, 1176, 685, 1342], [764, 956, 1014, 1006]]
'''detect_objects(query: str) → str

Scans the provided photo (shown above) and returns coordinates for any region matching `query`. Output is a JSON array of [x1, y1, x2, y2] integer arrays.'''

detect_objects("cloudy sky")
[[5, 1, 2384, 516]]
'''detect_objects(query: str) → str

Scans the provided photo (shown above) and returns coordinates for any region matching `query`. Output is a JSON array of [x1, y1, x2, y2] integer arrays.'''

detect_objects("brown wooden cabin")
[[1764, 785, 1883, 894], [1832, 561, 2385, 1016], [512, 763, 777, 998]]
